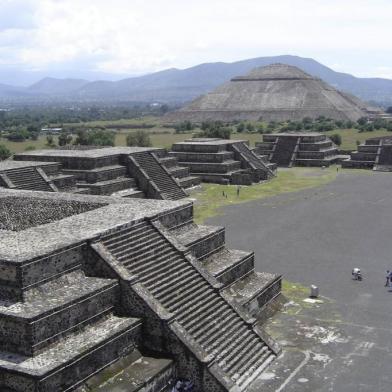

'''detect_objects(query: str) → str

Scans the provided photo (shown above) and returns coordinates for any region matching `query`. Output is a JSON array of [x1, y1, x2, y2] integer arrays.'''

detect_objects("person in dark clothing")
[[385, 270, 390, 287]]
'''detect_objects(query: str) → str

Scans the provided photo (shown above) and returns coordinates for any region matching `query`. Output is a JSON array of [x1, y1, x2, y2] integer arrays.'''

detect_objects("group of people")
[[352, 269, 392, 289], [171, 379, 194, 392]]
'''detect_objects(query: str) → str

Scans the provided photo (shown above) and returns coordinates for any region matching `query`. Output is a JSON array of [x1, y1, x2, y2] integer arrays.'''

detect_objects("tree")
[[46, 135, 56, 147], [236, 122, 245, 133], [58, 132, 73, 146], [257, 123, 265, 134], [126, 130, 152, 147], [74, 129, 115, 146], [329, 133, 342, 146], [0, 144, 11, 160]]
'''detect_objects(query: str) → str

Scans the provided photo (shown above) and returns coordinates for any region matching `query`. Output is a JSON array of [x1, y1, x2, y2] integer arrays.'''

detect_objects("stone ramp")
[[98, 221, 276, 391], [131, 152, 187, 200]]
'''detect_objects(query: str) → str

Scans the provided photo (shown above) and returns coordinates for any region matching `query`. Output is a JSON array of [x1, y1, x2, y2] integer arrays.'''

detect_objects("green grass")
[[191, 166, 338, 224], [326, 128, 391, 150]]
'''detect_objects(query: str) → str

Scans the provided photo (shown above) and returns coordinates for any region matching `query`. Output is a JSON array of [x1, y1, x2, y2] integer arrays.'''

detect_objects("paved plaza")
[[208, 170, 392, 391]]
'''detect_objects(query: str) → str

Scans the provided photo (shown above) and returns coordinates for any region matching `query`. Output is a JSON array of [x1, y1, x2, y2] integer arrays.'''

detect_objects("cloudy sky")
[[0, 0, 391, 85]]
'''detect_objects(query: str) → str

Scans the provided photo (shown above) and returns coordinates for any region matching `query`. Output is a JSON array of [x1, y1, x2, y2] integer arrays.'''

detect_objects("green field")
[[1, 121, 391, 155], [326, 128, 391, 150], [191, 167, 339, 224]]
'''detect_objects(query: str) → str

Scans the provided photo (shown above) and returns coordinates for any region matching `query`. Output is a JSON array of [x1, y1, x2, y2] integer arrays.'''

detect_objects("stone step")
[[159, 156, 178, 168], [63, 165, 128, 183], [178, 175, 201, 189], [170, 223, 225, 259], [104, 228, 157, 252], [222, 271, 281, 319], [132, 252, 181, 278], [83, 349, 175, 392], [77, 177, 135, 196], [50, 174, 76, 190], [111, 235, 166, 259], [238, 351, 275, 389], [167, 166, 189, 178], [190, 305, 232, 339], [0, 314, 141, 392], [176, 294, 220, 325], [151, 266, 196, 300], [195, 309, 236, 346], [112, 188, 145, 198], [166, 288, 213, 319], [146, 264, 194, 295], [141, 257, 185, 287], [205, 313, 244, 349], [102, 222, 151, 246], [209, 325, 250, 360], [231, 344, 268, 378], [218, 332, 255, 371], [164, 280, 210, 310], [122, 247, 177, 271], [0, 271, 119, 356], [202, 248, 254, 287], [119, 241, 174, 266]]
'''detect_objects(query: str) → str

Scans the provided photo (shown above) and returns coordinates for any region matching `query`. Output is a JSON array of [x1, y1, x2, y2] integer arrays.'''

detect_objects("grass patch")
[[326, 128, 391, 150], [191, 166, 338, 224]]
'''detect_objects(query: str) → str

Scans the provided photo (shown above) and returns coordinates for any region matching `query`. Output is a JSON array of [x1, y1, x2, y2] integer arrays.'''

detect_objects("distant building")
[[41, 127, 62, 133]]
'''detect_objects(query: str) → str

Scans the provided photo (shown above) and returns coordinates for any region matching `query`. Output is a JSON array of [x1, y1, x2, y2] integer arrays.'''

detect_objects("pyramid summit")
[[166, 63, 380, 123]]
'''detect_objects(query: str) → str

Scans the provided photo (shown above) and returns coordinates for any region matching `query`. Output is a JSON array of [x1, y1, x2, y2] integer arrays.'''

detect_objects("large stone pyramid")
[[166, 63, 377, 122]]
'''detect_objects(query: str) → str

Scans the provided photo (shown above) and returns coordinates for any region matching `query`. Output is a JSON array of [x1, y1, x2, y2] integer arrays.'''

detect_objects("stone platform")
[[0, 189, 281, 391], [170, 138, 276, 185], [7, 146, 192, 200], [255, 132, 341, 167], [342, 136, 392, 171]]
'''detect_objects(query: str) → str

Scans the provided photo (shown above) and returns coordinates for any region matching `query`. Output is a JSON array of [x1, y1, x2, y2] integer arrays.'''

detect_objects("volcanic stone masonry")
[[255, 132, 342, 167], [342, 136, 392, 171], [169, 138, 276, 184], [165, 63, 383, 123], [0, 189, 281, 392], [0, 146, 201, 200]]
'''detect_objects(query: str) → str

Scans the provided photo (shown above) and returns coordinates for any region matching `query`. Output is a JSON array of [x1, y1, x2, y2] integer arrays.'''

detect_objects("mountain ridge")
[[0, 55, 392, 105]]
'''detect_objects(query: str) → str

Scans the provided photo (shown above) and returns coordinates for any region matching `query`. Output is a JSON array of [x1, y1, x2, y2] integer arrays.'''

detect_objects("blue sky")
[[0, 0, 391, 85]]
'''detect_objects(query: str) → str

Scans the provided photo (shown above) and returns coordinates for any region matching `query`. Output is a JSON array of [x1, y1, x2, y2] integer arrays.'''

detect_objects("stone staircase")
[[271, 136, 298, 166], [132, 152, 187, 200], [170, 222, 282, 322], [2, 167, 55, 192], [158, 154, 201, 189], [0, 251, 141, 392], [231, 142, 276, 179], [98, 221, 276, 391]]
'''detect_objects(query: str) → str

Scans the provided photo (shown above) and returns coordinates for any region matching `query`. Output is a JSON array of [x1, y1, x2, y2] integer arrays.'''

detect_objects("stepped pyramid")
[[166, 63, 378, 122], [7, 146, 200, 200], [0, 189, 281, 391]]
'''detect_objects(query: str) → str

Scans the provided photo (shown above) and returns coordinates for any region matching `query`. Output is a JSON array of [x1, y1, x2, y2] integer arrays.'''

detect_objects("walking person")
[[237, 185, 241, 197]]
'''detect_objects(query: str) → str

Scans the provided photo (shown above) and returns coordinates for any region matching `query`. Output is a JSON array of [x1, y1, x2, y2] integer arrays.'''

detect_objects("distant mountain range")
[[1, 55, 392, 106]]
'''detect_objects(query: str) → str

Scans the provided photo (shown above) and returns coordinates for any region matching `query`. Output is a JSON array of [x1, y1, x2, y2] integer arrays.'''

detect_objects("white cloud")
[[0, 0, 391, 77]]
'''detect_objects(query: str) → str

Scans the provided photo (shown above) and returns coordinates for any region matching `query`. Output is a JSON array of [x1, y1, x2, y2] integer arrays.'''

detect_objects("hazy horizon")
[[0, 0, 391, 86]]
